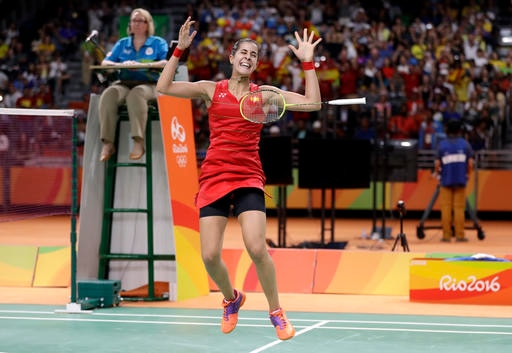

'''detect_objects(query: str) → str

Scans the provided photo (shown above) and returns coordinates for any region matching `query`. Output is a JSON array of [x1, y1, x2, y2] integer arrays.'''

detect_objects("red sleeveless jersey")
[[195, 80, 265, 208]]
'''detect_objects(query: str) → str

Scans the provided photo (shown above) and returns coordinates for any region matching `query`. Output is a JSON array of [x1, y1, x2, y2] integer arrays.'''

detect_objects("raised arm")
[[157, 17, 212, 99], [260, 28, 322, 111]]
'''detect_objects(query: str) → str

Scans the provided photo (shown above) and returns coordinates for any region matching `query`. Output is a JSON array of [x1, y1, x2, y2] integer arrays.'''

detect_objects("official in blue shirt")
[[435, 119, 474, 242], [98, 8, 168, 161]]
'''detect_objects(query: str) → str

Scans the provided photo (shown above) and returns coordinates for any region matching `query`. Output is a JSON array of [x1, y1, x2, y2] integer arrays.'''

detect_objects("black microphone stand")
[[84, 33, 108, 85], [392, 200, 410, 252]]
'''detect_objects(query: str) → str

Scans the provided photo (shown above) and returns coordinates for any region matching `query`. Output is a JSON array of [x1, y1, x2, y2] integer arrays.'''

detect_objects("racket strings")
[[265, 93, 285, 122], [240, 95, 265, 123], [241, 90, 285, 123]]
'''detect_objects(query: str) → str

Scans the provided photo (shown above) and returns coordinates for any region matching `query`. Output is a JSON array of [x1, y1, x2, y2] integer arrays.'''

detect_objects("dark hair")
[[231, 38, 260, 56], [445, 119, 462, 135]]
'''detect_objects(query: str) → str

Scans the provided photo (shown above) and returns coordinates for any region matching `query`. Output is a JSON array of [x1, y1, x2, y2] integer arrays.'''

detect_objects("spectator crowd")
[[1, 0, 512, 163], [180, 0, 511, 155]]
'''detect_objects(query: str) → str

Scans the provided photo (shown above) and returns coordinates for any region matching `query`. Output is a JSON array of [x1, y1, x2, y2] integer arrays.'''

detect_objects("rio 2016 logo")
[[439, 275, 501, 292], [171, 116, 186, 143], [170, 116, 188, 168]]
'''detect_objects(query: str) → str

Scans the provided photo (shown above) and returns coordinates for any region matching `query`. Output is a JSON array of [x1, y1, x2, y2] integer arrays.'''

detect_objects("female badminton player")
[[156, 16, 323, 340]]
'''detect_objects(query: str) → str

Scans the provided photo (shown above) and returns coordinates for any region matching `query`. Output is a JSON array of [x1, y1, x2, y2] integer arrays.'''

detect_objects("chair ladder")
[[97, 104, 174, 301]]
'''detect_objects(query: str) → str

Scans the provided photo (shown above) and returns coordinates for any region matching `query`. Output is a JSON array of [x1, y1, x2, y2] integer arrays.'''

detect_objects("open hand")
[[177, 16, 197, 50], [288, 28, 322, 62]]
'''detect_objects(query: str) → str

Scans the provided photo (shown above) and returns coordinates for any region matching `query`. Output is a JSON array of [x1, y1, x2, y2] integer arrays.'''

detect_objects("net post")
[[56, 110, 92, 313], [70, 111, 78, 304]]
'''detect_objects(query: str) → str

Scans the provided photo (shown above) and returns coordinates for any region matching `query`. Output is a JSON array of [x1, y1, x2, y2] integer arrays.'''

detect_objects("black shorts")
[[199, 188, 266, 218]]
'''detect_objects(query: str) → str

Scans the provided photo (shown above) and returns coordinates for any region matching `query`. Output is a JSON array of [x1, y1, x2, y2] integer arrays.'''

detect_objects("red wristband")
[[302, 61, 315, 71], [173, 47, 184, 58]]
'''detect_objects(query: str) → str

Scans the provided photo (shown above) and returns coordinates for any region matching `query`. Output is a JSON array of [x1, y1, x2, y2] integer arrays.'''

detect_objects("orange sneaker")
[[221, 289, 246, 334], [269, 308, 295, 340]]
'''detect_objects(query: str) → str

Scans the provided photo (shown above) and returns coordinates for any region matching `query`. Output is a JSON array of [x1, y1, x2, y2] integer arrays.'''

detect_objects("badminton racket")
[[240, 89, 366, 124]]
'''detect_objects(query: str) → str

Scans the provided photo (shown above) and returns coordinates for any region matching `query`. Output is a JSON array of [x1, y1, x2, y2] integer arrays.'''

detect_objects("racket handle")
[[328, 97, 366, 105]]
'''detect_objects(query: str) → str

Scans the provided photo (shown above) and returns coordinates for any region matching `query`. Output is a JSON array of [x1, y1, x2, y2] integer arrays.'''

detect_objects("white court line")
[[1, 310, 511, 329], [0, 310, 56, 315], [0, 316, 221, 327], [0, 315, 511, 335], [0, 310, 222, 320], [314, 319, 512, 329], [319, 326, 512, 335], [248, 320, 330, 353], [92, 314, 512, 329]]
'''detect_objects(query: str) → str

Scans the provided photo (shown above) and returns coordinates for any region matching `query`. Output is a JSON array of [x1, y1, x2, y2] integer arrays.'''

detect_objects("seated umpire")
[[98, 8, 168, 161]]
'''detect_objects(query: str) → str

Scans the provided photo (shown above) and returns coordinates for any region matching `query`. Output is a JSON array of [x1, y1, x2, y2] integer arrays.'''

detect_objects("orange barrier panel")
[[271, 248, 316, 293], [209, 248, 316, 294], [4, 244, 511, 301], [212, 248, 424, 296], [5, 167, 512, 211], [264, 169, 512, 212], [313, 250, 425, 295], [33, 246, 70, 287], [10, 167, 72, 205], [0, 245, 38, 287]]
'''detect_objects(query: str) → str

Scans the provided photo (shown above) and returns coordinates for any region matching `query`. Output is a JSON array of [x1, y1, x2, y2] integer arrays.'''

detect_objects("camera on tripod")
[[393, 200, 410, 252], [397, 200, 406, 215]]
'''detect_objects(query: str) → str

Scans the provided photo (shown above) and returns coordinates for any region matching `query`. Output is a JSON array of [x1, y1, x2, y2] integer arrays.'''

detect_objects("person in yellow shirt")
[[448, 57, 472, 105], [35, 35, 56, 61], [488, 51, 505, 73], [0, 36, 9, 62]]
